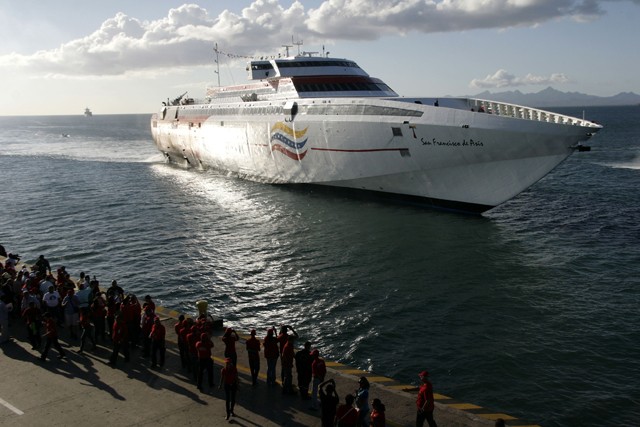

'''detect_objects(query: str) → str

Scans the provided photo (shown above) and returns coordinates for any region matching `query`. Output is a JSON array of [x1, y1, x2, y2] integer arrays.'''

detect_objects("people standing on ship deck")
[[416, 370, 437, 427], [245, 328, 261, 385]]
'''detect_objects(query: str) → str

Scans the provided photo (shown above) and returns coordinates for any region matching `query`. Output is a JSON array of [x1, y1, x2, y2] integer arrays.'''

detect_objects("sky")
[[0, 0, 639, 116]]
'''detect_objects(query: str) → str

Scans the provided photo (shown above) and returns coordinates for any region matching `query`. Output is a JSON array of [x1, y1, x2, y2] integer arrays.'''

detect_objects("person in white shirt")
[[42, 286, 61, 322]]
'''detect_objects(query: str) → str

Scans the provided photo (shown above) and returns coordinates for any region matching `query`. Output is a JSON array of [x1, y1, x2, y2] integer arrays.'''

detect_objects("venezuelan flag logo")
[[270, 122, 309, 160]]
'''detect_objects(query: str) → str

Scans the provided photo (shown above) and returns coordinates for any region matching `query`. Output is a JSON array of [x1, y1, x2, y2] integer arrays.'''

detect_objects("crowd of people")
[[0, 246, 458, 427]]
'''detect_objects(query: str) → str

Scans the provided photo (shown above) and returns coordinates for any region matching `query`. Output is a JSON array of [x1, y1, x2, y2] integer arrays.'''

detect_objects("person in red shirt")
[[219, 357, 239, 420], [370, 398, 386, 427], [22, 301, 41, 350], [196, 332, 214, 391], [143, 295, 155, 314], [311, 349, 327, 409], [108, 311, 129, 366], [335, 394, 358, 427], [245, 329, 260, 385], [90, 293, 107, 343], [281, 334, 296, 395], [221, 327, 239, 366], [149, 316, 166, 368], [174, 315, 188, 369], [140, 307, 155, 357], [40, 312, 65, 361], [78, 307, 96, 353], [263, 327, 279, 386], [186, 324, 200, 381], [416, 370, 437, 427], [277, 324, 298, 383]]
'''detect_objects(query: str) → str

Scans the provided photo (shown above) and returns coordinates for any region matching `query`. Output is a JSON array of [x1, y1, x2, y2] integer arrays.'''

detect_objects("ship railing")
[[468, 98, 601, 128]]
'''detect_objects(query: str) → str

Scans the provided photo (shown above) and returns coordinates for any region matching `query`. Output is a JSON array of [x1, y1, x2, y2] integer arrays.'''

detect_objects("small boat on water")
[[150, 45, 602, 213], [84, 107, 93, 117]]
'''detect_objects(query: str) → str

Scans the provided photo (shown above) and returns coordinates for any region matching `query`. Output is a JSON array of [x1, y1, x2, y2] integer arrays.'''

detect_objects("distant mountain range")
[[465, 87, 640, 107]]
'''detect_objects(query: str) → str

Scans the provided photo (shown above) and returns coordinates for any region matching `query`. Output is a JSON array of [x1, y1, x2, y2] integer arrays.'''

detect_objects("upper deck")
[[247, 55, 369, 80]]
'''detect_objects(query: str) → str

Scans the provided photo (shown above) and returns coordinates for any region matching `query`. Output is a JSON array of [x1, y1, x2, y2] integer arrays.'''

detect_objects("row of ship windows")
[[176, 104, 422, 117], [250, 60, 359, 71], [293, 81, 392, 93]]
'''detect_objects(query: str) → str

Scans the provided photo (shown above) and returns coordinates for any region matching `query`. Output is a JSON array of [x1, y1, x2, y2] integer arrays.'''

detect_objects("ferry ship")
[[84, 107, 92, 117], [151, 47, 602, 213]]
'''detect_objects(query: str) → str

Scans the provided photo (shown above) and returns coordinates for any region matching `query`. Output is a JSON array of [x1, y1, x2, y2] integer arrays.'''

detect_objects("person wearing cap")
[[416, 370, 437, 427], [219, 357, 239, 420], [263, 327, 279, 386], [245, 329, 261, 385]]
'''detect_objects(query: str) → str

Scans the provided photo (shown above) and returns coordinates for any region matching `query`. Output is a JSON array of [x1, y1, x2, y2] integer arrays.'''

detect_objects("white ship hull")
[[151, 97, 597, 213]]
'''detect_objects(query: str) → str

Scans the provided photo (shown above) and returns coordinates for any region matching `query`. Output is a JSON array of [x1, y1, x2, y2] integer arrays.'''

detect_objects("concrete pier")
[[0, 256, 539, 426]]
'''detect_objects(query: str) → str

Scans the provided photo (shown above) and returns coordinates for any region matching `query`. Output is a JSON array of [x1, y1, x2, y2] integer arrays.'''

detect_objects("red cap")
[[419, 370, 429, 377]]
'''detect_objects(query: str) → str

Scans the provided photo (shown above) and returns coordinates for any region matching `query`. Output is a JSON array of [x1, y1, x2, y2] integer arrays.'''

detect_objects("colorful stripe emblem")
[[270, 122, 308, 160]]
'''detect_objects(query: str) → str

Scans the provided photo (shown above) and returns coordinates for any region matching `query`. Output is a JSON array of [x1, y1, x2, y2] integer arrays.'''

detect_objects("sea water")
[[0, 107, 638, 426]]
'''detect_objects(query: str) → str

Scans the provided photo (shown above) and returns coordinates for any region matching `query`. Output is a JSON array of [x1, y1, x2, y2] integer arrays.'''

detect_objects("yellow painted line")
[[478, 413, 517, 421], [434, 393, 452, 400], [388, 385, 417, 391], [365, 376, 395, 383], [325, 361, 343, 367], [447, 403, 483, 410], [340, 369, 368, 375]]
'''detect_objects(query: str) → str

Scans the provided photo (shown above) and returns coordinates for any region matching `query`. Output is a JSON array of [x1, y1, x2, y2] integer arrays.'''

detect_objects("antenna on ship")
[[292, 35, 303, 56], [281, 43, 292, 57], [213, 42, 221, 87]]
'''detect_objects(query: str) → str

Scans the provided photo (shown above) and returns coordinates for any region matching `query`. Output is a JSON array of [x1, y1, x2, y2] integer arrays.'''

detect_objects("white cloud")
[[470, 69, 570, 88], [0, 0, 633, 77]]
